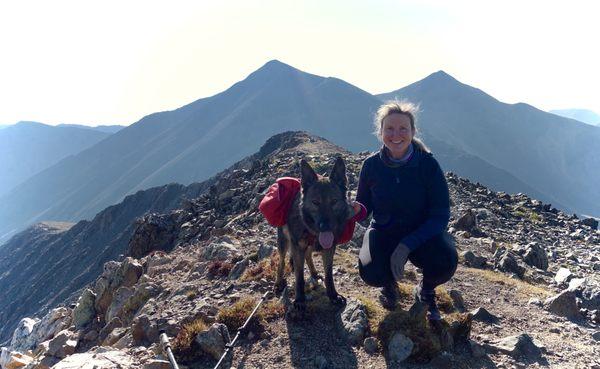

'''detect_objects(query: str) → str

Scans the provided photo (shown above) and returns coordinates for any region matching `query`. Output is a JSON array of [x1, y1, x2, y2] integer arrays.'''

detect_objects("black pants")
[[358, 228, 458, 291]]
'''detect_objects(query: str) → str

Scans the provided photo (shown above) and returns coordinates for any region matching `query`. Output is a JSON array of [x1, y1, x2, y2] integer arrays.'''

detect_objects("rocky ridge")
[[1, 131, 599, 369]]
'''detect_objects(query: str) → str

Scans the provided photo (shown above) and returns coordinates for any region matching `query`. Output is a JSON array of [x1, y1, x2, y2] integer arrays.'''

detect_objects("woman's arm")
[[400, 157, 450, 251], [354, 159, 373, 222]]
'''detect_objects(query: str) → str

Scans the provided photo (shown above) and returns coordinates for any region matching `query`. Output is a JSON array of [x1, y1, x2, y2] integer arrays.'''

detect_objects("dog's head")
[[299, 157, 354, 249]]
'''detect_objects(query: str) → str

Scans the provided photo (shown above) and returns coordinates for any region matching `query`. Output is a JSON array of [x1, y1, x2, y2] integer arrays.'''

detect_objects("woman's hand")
[[391, 243, 411, 281]]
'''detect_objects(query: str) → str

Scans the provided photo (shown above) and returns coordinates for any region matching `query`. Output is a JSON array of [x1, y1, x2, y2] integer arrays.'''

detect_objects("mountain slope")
[[0, 60, 382, 243], [549, 108, 600, 127], [379, 71, 600, 217], [0, 122, 112, 196]]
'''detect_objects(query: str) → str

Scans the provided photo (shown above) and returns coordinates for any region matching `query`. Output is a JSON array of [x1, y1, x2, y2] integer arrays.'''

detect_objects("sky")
[[1, 0, 598, 127]]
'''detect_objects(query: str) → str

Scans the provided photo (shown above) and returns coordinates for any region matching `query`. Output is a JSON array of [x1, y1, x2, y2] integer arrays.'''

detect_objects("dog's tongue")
[[318, 231, 335, 249]]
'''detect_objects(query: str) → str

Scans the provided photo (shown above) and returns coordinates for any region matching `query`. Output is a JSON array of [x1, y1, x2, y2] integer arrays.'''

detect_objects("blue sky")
[[1, 0, 598, 126]]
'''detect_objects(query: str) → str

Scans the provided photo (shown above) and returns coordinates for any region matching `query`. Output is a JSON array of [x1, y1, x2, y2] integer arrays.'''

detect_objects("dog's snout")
[[318, 220, 331, 232]]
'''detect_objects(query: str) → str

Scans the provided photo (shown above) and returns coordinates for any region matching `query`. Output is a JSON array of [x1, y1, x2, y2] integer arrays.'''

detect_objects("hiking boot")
[[379, 282, 400, 310], [414, 283, 442, 321]]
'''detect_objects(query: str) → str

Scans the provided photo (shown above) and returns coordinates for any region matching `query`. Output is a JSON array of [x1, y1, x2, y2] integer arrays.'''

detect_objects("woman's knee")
[[420, 233, 458, 286]]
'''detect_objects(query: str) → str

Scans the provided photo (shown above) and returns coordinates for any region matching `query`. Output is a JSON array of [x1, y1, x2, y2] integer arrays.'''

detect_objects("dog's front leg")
[[322, 247, 346, 306], [291, 245, 307, 311]]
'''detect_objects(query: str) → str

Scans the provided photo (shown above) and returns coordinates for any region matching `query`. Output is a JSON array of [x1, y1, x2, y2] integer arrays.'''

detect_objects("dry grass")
[[207, 260, 234, 278], [240, 253, 291, 282], [172, 318, 208, 362], [217, 297, 285, 335], [463, 267, 551, 298]]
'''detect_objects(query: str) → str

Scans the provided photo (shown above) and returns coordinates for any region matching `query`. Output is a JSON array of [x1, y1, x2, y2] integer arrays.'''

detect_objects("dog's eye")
[[312, 199, 320, 206]]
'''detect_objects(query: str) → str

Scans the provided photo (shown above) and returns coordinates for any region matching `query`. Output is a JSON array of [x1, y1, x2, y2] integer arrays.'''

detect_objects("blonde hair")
[[373, 100, 430, 153]]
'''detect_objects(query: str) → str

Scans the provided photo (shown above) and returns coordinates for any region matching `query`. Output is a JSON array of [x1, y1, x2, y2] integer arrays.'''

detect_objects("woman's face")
[[381, 113, 414, 159]]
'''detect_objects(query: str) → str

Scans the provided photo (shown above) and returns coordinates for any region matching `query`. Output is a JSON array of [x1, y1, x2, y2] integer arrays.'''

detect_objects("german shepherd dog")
[[273, 157, 354, 311]]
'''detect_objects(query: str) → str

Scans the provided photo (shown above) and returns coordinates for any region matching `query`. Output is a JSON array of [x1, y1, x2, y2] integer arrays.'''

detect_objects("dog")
[[273, 157, 354, 311]]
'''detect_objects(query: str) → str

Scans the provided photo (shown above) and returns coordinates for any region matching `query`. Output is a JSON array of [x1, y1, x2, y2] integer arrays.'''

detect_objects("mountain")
[[57, 124, 125, 133], [0, 60, 384, 244], [549, 109, 600, 127], [378, 71, 600, 217], [0, 122, 112, 197], [0, 131, 598, 368]]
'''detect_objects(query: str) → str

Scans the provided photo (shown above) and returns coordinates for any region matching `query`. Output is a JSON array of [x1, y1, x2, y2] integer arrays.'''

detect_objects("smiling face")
[[381, 113, 415, 159]]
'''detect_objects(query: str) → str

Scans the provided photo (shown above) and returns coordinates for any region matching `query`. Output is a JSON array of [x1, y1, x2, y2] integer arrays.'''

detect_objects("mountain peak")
[[424, 70, 459, 84]]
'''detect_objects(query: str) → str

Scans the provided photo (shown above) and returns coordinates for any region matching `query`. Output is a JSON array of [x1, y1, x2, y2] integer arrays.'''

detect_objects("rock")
[[449, 290, 466, 312], [455, 210, 477, 232], [83, 330, 99, 342], [195, 323, 231, 361], [387, 332, 413, 363], [544, 290, 580, 319], [72, 289, 96, 329], [47, 330, 78, 359], [470, 307, 499, 323], [143, 359, 172, 369], [497, 253, 525, 278], [202, 242, 239, 261], [1, 351, 33, 369], [554, 267, 572, 284], [341, 299, 368, 345], [582, 217, 598, 229], [8, 318, 37, 353], [98, 317, 123, 343], [567, 278, 587, 292], [228, 259, 249, 280], [105, 287, 135, 323], [257, 244, 275, 260], [363, 337, 378, 354], [26, 308, 72, 352], [487, 333, 543, 359], [51, 348, 134, 369], [528, 298, 542, 306], [592, 331, 600, 341], [102, 327, 128, 347], [523, 243, 548, 270], [131, 315, 159, 346], [461, 250, 487, 268]]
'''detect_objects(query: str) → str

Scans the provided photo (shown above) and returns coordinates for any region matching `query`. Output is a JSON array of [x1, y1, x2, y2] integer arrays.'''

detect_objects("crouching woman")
[[352, 101, 458, 321]]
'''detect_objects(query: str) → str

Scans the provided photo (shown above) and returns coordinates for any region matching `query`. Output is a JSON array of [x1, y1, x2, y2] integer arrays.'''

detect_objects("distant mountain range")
[[0, 122, 114, 196], [0, 60, 599, 244], [550, 109, 600, 127]]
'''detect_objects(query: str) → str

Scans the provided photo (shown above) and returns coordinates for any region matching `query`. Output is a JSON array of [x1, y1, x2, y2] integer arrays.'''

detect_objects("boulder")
[[228, 259, 249, 280], [582, 217, 598, 229], [487, 333, 543, 359], [72, 289, 96, 329], [202, 242, 239, 261], [387, 332, 413, 363], [256, 244, 275, 260], [497, 253, 525, 278], [461, 250, 487, 268], [470, 307, 499, 324], [106, 287, 135, 323], [554, 268, 572, 284], [195, 323, 231, 361], [341, 299, 368, 345], [523, 243, 548, 270], [51, 348, 134, 369], [8, 318, 37, 352], [47, 330, 78, 359], [449, 290, 466, 312], [544, 290, 580, 319], [455, 209, 477, 232], [27, 308, 72, 350], [131, 315, 159, 347], [363, 337, 378, 354], [0, 351, 33, 369]]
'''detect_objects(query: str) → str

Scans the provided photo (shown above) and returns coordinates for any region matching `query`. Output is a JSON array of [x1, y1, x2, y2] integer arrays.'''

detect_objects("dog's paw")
[[328, 293, 347, 306]]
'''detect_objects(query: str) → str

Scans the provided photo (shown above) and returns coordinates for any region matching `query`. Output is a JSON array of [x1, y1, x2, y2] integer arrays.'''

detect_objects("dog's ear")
[[329, 156, 347, 190], [300, 159, 318, 189]]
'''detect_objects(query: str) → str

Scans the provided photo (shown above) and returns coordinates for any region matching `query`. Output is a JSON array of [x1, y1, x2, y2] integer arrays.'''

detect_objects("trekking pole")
[[159, 330, 180, 369], [213, 291, 273, 369]]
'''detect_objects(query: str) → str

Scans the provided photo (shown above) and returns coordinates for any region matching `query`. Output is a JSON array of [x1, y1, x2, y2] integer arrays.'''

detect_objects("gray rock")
[[387, 332, 413, 363], [582, 218, 599, 229], [592, 331, 600, 341], [72, 289, 96, 329], [554, 267, 572, 284], [228, 259, 249, 280], [449, 290, 465, 312], [470, 307, 499, 323], [47, 330, 78, 358], [544, 290, 580, 319], [497, 253, 525, 278], [202, 242, 239, 261], [195, 323, 231, 361], [363, 337, 378, 354], [105, 286, 135, 323], [341, 299, 368, 345], [523, 243, 548, 270], [567, 278, 587, 292], [455, 210, 477, 232], [487, 333, 543, 359], [257, 244, 275, 260], [461, 250, 487, 268], [131, 315, 159, 346], [143, 360, 172, 369]]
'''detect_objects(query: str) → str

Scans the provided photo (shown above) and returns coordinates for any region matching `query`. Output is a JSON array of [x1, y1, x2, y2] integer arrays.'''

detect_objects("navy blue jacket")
[[355, 145, 450, 251]]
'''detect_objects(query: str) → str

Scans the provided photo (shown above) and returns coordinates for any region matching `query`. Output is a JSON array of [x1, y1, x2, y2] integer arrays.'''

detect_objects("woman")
[[352, 100, 457, 321]]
